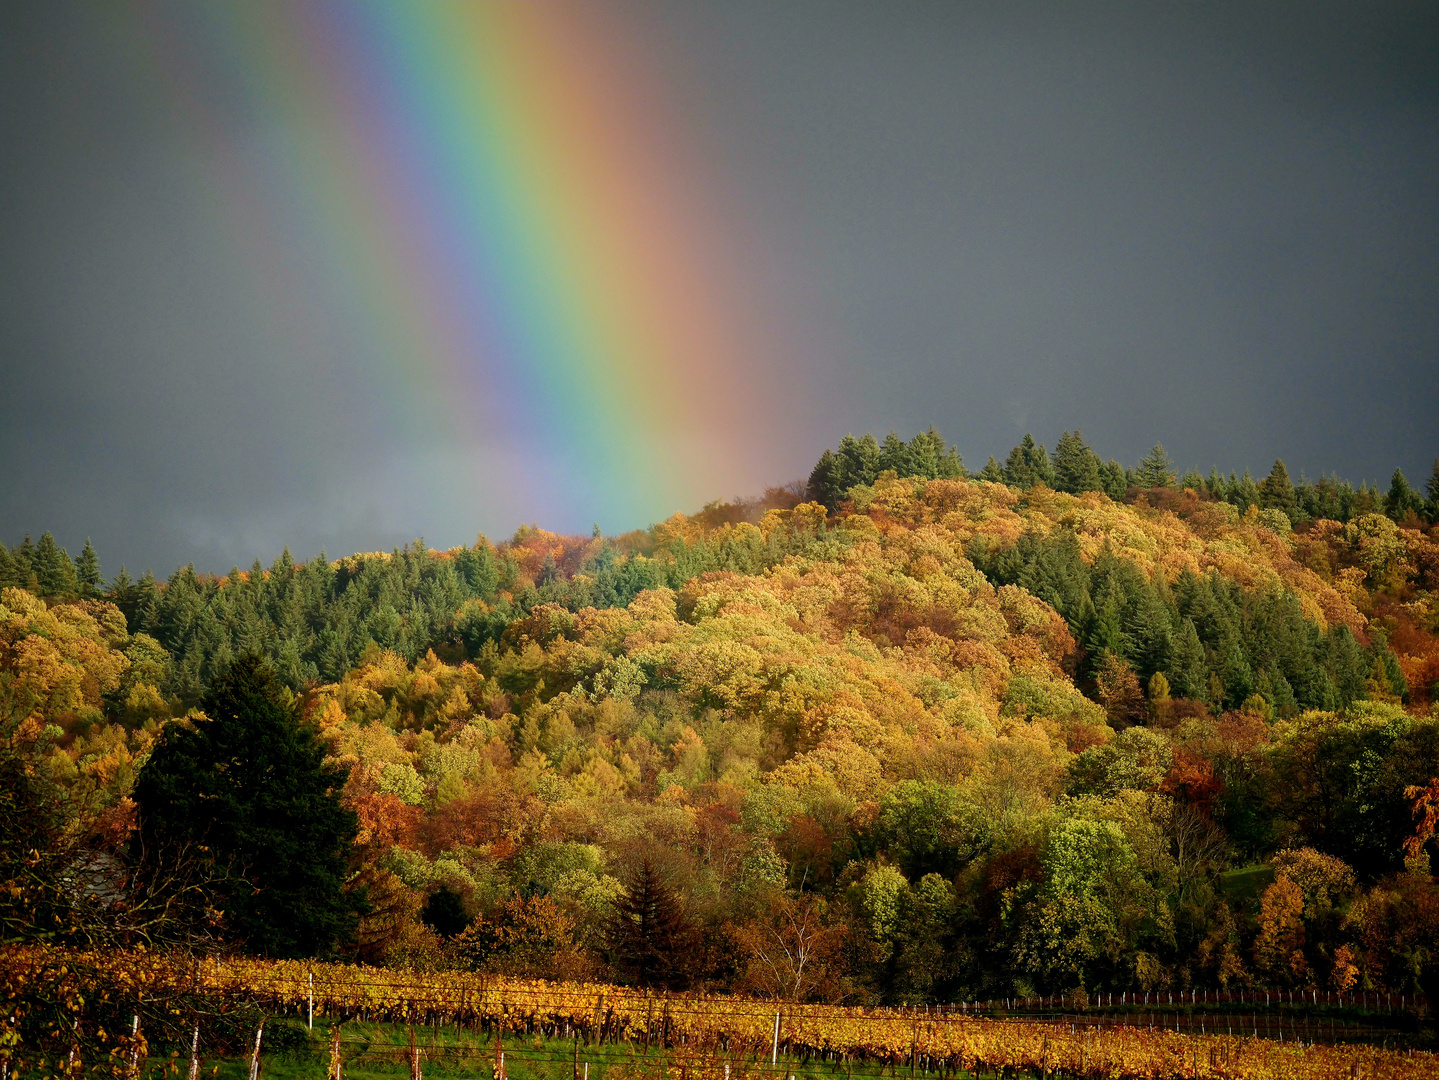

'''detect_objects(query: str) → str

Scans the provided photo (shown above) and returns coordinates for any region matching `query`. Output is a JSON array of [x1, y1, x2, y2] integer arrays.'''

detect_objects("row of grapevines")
[[5, 945, 1434, 1080]]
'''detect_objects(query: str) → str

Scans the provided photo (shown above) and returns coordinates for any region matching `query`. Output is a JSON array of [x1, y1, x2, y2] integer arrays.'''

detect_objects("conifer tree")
[[878, 432, 917, 478], [1167, 617, 1208, 700], [1384, 468, 1419, 521], [1100, 460, 1128, 500], [75, 539, 103, 598], [33, 532, 77, 598], [0, 543, 16, 590], [839, 434, 882, 489], [1230, 470, 1260, 512], [14, 535, 35, 587], [132, 654, 360, 957], [907, 426, 965, 478], [1053, 430, 1103, 493], [1002, 434, 1053, 489], [1258, 460, 1298, 524], [607, 860, 695, 989], [1135, 444, 1176, 488], [978, 456, 1004, 483]]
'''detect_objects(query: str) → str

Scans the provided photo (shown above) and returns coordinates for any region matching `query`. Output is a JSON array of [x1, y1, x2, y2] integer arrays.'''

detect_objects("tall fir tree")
[[132, 654, 361, 957], [1135, 444, 1176, 488], [1384, 468, 1419, 522], [1002, 434, 1054, 489], [878, 431, 918, 478], [75, 539, 104, 598], [33, 532, 78, 598], [1229, 470, 1261, 512], [806, 449, 848, 510], [1100, 459, 1129, 500], [1166, 617, 1209, 700], [607, 860, 695, 989], [1258, 460, 1298, 523], [1052, 430, 1103, 493]]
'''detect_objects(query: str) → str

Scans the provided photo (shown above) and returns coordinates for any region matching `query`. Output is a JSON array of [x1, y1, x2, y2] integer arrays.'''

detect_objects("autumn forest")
[[5, 428, 1439, 1012]]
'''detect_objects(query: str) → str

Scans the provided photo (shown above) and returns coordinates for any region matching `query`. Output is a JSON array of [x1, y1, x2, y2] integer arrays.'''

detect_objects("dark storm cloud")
[[2, 1, 1437, 576]]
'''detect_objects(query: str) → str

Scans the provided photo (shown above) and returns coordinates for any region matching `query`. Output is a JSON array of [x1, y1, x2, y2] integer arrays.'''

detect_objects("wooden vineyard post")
[[247, 1021, 264, 1080], [772, 1011, 781, 1066], [911, 1022, 919, 1077], [408, 1026, 422, 1080], [127, 1015, 143, 1080], [329, 1024, 344, 1080], [309, 973, 314, 1031]]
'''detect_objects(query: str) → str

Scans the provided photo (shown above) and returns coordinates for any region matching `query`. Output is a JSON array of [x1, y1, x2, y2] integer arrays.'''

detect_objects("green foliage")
[[132, 655, 361, 957], [1002, 434, 1054, 490], [877, 780, 988, 879], [1135, 444, 1176, 488], [807, 428, 963, 510], [1258, 460, 1298, 524], [1052, 430, 1104, 493]]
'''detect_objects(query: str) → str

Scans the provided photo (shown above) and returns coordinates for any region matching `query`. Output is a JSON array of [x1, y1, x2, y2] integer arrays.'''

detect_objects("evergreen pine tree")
[[1100, 460, 1128, 500], [607, 860, 695, 989], [1258, 460, 1298, 523], [1135, 444, 1176, 488], [132, 654, 361, 957], [978, 456, 1004, 483], [1230, 470, 1260, 512], [839, 434, 882, 488], [807, 449, 849, 511], [907, 426, 965, 479], [1205, 468, 1227, 500], [1003, 434, 1051, 489], [33, 532, 78, 598], [1166, 617, 1208, 699], [0, 543, 16, 590], [1427, 459, 1439, 521], [878, 432, 917, 477], [14, 534, 36, 588], [76, 539, 104, 598], [1052, 430, 1103, 493], [1026, 437, 1055, 487], [1384, 468, 1419, 521]]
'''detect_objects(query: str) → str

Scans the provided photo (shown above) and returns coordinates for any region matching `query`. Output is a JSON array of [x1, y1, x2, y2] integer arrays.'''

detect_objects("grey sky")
[[2, 1, 1436, 576]]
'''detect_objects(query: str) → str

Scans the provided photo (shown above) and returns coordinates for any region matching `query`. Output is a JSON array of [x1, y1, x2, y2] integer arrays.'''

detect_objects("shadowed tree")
[[607, 860, 696, 989], [132, 654, 362, 957]]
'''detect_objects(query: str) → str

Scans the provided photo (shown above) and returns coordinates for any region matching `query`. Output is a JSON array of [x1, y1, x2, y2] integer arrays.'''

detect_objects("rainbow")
[[138, 2, 800, 531]]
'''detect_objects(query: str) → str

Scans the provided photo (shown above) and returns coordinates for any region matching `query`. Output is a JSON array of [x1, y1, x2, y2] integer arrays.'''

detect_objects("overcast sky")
[[3, 1, 1437, 576]]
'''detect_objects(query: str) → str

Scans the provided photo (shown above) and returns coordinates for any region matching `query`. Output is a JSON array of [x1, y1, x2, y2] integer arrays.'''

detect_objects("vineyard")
[[4, 946, 1436, 1080]]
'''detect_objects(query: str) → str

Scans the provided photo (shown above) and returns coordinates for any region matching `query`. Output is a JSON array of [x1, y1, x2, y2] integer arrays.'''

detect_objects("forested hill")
[[5, 429, 1439, 998], [4, 429, 1436, 709]]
